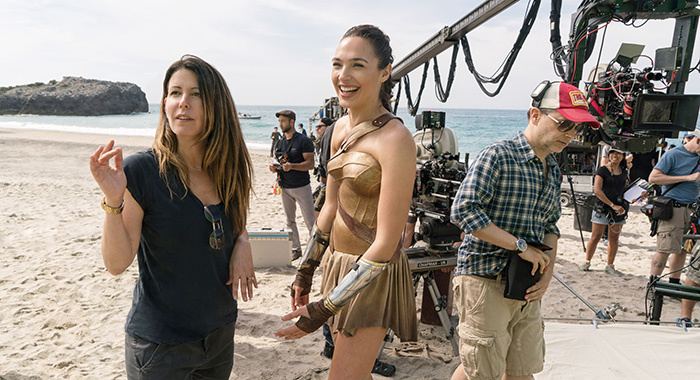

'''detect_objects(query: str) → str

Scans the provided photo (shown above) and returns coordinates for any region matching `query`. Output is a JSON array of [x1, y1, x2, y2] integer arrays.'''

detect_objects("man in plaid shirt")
[[449, 82, 600, 380]]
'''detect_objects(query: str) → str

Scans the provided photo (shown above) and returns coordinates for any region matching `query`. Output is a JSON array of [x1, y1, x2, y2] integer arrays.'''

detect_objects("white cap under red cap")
[[538, 82, 600, 129]]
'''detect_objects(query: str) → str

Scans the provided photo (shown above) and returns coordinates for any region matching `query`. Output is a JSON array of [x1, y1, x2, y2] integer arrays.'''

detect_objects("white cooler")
[[248, 228, 292, 268]]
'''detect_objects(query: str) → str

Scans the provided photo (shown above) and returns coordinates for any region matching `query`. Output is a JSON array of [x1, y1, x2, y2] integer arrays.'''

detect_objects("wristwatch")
[[515, 238, 528, 252]]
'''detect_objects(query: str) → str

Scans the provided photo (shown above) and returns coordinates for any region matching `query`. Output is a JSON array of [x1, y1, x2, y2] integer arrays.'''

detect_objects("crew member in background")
[[648, 129, 700, 288], [579, 147, 629, 276], [269, 110, 316, 262], [311, 116, 335, 359], [313, 117, 334, 218], [449, 81, 600, 380], [270, 126, 281, 157], [582, 152, 596, 173], [298, 123, 308, 137], [676, 130, 700, 327]]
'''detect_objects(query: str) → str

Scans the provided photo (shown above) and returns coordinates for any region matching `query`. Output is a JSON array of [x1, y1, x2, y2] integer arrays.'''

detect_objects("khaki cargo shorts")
[[686, 244, 700, 284], [452, 274, 544, 379], [656, 206, 693, 254]]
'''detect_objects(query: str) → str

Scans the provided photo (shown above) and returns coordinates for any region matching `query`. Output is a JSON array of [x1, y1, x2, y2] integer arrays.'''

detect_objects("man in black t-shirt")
[[269, 110, 316, 262], [270, 127, 281, 157]]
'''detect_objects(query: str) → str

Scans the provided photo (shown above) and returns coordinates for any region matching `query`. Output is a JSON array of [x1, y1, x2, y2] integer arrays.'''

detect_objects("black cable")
[[587, 20, 608, 92], [556, 0, 607, 82], [433, 44, 459, 103], [690, 57, 700, 74], [549, 0, 566, 78], [393, 79, 402, 115], [460, 0, 541, 97], [631, 0, 665, 28], [404, 61, 430, 116]]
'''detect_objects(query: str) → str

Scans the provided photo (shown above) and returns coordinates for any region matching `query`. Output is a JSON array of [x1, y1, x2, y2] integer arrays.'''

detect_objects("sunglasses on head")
[[542, 111, 585, 134], [203, 205, 224, 250]]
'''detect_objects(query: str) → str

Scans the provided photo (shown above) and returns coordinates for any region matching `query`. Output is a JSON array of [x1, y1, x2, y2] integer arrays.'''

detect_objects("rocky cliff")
[[0, 77, 149, 116]]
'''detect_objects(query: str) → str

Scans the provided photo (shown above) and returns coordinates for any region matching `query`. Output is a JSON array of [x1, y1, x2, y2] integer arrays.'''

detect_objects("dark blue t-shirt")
[[123, 150, 237, 344], [275, 132, 315, 188]]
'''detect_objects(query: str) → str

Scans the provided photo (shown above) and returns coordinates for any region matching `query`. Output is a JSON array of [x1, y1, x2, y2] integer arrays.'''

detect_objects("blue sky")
[[2, 0, 700, 110]]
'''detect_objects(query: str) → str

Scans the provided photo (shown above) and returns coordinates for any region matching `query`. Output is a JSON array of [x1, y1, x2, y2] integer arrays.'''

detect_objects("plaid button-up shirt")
[[450, 131, 561, 276]]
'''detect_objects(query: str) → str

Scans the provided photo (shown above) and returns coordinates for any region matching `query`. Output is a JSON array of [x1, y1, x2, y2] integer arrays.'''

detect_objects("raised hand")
[[89, 140, 126, 204]]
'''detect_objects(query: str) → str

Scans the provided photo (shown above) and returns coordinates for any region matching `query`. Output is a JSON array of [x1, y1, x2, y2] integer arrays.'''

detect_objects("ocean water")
[[0, 104, 684, 160], [0, 104, 528, 160]]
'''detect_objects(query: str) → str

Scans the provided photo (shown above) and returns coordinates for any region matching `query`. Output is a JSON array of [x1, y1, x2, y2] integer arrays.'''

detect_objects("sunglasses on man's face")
[[542, 112, 585, 134], [203, 205, 224, 250]]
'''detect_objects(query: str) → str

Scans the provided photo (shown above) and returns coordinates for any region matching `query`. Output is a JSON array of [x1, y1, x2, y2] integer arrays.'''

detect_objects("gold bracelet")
[[101, 196, 124, 214]]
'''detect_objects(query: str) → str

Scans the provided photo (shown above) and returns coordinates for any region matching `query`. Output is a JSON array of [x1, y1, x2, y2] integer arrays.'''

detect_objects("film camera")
[[581, 44, 700, 153], [410, 110, 467, 252], [408, 111, 465, 354]]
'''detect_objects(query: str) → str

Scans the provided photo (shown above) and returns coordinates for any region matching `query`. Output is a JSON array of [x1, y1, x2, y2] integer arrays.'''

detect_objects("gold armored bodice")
[[327, 150, 382, 255]]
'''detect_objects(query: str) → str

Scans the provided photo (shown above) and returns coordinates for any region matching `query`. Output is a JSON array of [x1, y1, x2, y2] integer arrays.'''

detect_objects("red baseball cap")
[[539, 82, 600, 129]]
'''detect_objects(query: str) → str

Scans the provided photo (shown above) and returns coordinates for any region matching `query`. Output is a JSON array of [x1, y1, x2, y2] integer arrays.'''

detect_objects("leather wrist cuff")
[[291, 266, 315, 297], [295, 299, 334, 333]]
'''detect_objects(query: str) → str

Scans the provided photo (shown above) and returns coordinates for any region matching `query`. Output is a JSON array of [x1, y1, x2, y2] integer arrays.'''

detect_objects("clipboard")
[[623, 178, 654, 203]]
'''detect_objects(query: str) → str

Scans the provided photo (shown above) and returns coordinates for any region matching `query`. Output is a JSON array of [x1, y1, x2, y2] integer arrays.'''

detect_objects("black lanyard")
[[277, 133, 298, 156]]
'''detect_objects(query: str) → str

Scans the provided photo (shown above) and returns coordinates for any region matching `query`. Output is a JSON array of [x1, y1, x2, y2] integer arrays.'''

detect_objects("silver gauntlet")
[[298, 224, 330, 270], [324, 257, 388, 314]]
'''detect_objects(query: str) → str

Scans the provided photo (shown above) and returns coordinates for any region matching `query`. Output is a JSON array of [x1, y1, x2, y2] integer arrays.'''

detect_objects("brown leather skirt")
[[320, 249, 418, 342]]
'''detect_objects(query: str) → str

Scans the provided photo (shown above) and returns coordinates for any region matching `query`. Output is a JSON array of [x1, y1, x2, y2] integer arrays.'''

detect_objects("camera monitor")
[[632, 94, 700, 132], [416, 110, 446, 130], [614, 43, 645, 68]]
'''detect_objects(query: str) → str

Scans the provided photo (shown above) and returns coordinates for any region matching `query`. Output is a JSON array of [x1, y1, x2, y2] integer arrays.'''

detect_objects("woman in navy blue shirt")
[[89, 55, 255, 379]]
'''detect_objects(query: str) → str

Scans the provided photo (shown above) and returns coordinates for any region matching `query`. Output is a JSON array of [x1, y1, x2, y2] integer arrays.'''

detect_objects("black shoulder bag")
[[641, 156, 700, 236]]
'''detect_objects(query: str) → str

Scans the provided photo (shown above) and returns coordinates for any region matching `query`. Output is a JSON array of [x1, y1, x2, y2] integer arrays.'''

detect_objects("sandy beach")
[[0, 127, 695, 380]]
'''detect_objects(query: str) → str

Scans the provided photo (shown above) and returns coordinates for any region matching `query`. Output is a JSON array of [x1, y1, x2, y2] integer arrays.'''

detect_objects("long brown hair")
[[342, 25, 394, 111], [153, 55, 253, 237]]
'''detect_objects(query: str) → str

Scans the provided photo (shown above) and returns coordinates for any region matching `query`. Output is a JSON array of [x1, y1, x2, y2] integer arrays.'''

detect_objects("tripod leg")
[[424, 272, 459, 355], [651, 292, 663, 326], [376, 329, 394, 360]]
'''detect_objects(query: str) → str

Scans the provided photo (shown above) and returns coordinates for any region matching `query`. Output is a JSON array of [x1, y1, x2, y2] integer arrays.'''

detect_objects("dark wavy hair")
[[153, 55, 253, 238], [342, 25, 394, 111]]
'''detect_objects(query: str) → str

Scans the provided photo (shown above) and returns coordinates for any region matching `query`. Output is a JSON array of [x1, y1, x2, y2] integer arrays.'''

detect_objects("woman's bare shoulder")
[[382, 118, 415, 147]]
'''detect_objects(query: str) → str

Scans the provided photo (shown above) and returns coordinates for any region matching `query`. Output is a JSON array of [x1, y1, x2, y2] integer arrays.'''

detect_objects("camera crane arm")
[[393, 1, 700, 98], [391, 0, 520, 82]]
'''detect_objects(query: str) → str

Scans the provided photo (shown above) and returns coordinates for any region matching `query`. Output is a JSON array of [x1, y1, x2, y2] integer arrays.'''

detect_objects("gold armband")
[[101, 196, 124, 214]]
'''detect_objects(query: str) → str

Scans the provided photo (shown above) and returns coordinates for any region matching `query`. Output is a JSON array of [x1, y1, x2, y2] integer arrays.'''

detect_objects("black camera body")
[[583, 61, 700, 153], [413, 154, 466, 250], [411, 113, 467, 251]]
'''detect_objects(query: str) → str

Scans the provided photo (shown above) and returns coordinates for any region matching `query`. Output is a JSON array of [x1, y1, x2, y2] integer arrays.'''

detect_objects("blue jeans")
[[125, 322, 235, 380], [322, 323, 333, 346]]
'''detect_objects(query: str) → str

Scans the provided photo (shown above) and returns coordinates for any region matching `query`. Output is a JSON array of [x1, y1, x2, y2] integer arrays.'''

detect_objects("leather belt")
[[472, 274, 498, 280], [673, 201, 696, 208]]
